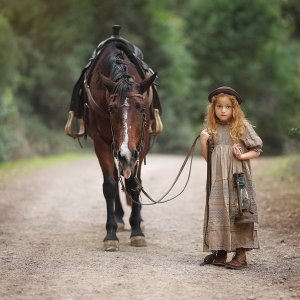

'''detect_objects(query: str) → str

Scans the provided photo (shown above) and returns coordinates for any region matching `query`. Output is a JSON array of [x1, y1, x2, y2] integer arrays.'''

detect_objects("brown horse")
[[83, 41, 157, 251]]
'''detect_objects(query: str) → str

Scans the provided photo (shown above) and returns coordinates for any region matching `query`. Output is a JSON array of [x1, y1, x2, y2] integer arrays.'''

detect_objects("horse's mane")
[[111, 51, 134, 101], [100, 43, 136, 101]]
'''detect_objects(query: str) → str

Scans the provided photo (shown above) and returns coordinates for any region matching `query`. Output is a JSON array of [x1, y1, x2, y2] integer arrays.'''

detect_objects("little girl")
[[200, 86, 263, 269]]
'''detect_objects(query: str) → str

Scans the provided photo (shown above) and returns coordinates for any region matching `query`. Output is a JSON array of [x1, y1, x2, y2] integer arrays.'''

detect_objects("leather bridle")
[[84, 75, 200, 206], [107, 93, 148, 159], [84, 76, 148, 160]]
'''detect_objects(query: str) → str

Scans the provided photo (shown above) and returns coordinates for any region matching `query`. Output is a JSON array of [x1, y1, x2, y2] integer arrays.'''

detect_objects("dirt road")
[[0, 154, 299, 299]]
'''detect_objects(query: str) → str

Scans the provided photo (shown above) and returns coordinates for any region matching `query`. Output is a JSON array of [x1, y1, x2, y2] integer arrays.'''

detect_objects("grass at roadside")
[[256, 155, 300, 241], [264, 154, 300, 204], [0, 153, 92, 183], [264, 154, 300, 184]]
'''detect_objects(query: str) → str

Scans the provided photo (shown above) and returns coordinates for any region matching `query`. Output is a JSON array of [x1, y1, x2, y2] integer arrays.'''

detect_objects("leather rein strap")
[[118, 135, 200, 205], [84, 77, 110, 119], [84, 73, 201, 206], [204, 138, 213, 247], [109, 92, 144, 99]]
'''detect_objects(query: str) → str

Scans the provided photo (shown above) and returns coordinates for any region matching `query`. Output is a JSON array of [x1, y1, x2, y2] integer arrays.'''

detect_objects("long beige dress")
[[203, 121, 263, 252]]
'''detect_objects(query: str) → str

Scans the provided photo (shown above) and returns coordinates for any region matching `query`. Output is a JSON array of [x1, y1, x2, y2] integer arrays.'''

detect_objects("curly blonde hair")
[[205, 93, 248, 142]]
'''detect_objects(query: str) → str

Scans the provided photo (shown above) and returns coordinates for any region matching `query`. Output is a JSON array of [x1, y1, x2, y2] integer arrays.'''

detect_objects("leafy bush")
[[0, 89, 21, 162]]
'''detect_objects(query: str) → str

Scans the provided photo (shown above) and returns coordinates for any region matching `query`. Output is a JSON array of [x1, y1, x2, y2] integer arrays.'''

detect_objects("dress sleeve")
[[241, 121, 263, 152]]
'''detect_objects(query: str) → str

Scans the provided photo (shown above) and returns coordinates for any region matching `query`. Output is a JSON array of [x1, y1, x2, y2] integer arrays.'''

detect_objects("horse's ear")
[[139, 72, 157, 94], [100, 74, 117, 93]]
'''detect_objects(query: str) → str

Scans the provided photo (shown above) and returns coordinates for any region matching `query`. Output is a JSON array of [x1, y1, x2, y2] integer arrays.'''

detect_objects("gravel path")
[[0, 154, 299, 300]]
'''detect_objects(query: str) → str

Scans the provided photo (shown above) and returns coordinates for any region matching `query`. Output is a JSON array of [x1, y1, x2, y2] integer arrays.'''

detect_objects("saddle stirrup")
[[150, 109, 163, 135], [65, 111, 85, 138]]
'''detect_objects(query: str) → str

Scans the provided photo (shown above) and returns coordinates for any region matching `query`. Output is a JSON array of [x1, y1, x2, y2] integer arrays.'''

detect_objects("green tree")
[[89, 0, 195, 151], [0, 12, 21, 161], [185, 0, 300, 154], [281, 0, 300, 143], [281, 0, 300, 38], [0, 0, 195, 158]]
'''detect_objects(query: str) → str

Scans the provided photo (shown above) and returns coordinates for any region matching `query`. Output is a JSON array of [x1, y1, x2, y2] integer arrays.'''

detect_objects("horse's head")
[[100, 72, 157, 179]]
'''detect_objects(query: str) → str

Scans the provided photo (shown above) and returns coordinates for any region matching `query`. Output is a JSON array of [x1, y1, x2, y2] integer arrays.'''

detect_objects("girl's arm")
[[233, 144, 260, 160], [200, 129, 210, 161]]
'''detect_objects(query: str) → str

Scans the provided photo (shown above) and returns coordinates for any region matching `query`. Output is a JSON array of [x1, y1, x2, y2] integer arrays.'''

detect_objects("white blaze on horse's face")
[[119, 97, 131, 163]]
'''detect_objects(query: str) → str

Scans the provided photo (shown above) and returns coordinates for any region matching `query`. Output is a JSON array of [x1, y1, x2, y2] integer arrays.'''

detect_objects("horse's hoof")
[[130, 236, 147, 247], [117, 222, 125, 232], [103, 240, 119, 251]]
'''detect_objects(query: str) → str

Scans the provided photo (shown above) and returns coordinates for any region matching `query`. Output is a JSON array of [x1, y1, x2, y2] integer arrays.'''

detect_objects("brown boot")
[[200, 250, 227, 266], [225, 248, 247, 269], [200, 253, 216, 266], [212, 250, 227, 266]]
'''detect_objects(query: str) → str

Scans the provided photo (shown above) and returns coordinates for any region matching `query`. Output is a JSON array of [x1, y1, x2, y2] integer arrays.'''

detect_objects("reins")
[[84, 76, 110, 119], [118, 135, 200, 205], [84, 72, 200, 206]]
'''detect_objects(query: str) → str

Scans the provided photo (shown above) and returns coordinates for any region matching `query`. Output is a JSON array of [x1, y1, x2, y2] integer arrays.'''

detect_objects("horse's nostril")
[[117, 151, 123, 161]]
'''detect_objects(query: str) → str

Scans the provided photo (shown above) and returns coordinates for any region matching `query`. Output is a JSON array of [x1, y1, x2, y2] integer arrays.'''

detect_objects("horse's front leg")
[[125, 176, 147, 247], [94, 142, 119, 251], [102, 175, 119, 251]]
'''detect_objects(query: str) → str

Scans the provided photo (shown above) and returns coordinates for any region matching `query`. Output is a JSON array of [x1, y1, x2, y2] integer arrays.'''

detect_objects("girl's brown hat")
[[208, 86, 242, 104]]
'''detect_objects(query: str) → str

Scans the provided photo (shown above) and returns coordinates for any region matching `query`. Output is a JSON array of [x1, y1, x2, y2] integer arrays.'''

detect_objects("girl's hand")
[[233, 143, 243, 160], [200, 129, 210, 161], [200, 129, 210, 142]]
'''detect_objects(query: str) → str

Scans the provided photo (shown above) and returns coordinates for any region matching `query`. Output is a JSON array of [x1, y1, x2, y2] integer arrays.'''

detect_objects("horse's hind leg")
[[125, 177, 147, 247], [114, 165, 125, 231]]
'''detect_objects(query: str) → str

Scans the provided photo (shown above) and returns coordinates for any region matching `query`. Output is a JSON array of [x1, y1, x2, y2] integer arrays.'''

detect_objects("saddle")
[[65, 25, 163, 138]]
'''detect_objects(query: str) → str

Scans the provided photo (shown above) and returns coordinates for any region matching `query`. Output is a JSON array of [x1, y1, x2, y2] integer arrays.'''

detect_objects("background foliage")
[[0, 0, 299, 161]]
